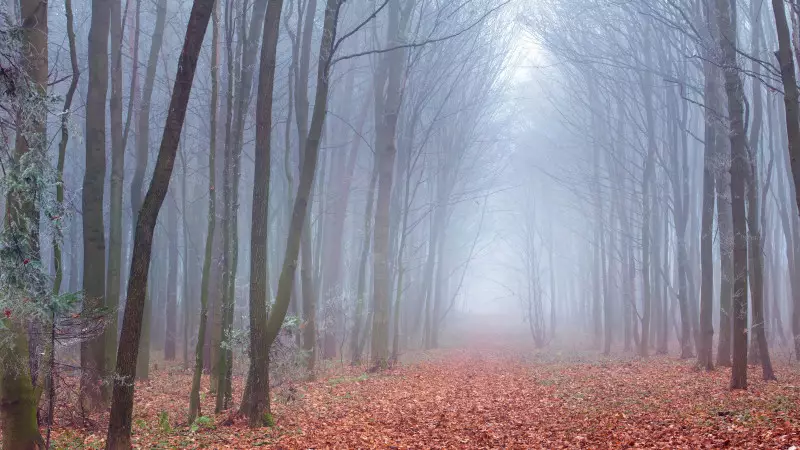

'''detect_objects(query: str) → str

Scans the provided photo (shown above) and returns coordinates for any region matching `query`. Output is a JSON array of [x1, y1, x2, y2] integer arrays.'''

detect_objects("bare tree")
[[106, 0, 215, 444]]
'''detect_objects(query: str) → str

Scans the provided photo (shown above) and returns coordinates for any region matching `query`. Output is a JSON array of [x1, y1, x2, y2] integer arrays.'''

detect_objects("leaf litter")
[[48, 349, 800, 449]]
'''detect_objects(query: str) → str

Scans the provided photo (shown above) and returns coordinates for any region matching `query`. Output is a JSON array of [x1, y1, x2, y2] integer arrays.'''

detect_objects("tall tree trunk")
[[106, 0, 214, 445], [261, 0, 341, 421], [371, 0, 412, 367], [0, 0, 47, 445], [81, 0, 111, 410], [745, 6, 776, 379], [47, 0, 79, 440], [699, 26, 718, 369], [214, 0, 270, 411], [105, 0, 124, 373], [181, 151, 192, 369], [665, 86, 693, 359], [639, 31, 657, 358], [769, 0, 800, 361], [293, 0, 320, 378], [131, 0, 167, 380], [716, 156, 734, 367], [239, 0, 283, 425], [351, 164, 378, 364], [715, 0, 749, 390], [165, 191, 178, 360], [188, 0, 219, 423]]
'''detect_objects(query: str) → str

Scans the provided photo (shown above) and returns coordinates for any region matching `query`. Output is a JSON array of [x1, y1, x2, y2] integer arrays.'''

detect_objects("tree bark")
[[188, 0, 219, 424], [261, 0, 341, 420], [0, 0, 47, 445], [699, 23, 718, 369], [715, 0, 749, 390], [105, 0, 125, 374], [293, 0, 320, 378], [81, 0, 111, 410], [131, 0, 167, 381], [240, 0, 284, 426], [770, 0, 800, 362], [105, 0, 214, 445], [744, 5, 776, 379]]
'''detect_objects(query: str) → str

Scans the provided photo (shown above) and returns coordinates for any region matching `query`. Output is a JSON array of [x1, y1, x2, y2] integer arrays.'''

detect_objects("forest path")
[[273, 350, 800, 449], [51, 348, 800, 448]]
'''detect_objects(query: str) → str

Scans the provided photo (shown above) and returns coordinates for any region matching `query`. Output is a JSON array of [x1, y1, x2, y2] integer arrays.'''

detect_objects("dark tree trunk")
[[716, 147, 734, 367], [105, 0, 214, 445], [240, 0, 284, 426], [744, 7, 776, 380], [131, 0, 167, 381], [105, 0, 124, 373], [769, 0, 800, 362], [81, 0, 111, 411], [0, 0, 47, 445], [715, 0, 749, 390], [260, 0, 341, 420]]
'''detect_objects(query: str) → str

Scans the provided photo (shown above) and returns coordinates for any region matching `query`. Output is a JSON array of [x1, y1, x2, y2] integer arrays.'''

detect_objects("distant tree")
[[188, 0, 219, 425]]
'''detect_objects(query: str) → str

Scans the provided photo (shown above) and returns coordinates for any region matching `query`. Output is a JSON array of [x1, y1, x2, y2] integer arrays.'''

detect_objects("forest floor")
[[48, 343, 800, 449]]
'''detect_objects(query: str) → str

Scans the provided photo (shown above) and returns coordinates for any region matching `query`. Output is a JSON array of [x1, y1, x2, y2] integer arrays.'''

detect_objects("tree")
[[81, 0, 111, 410], [131, 0, 167, 381], [714, 0, 749, 390], [769, 0, 800, 362], [105, 0, 125, 372], [0, 0, 49, 445], [215, 0, 270, 411], [698, 0, 718, 371], [372, 0, 412, 369], [188, 0, 219, 424], [260, 0, 342, 420], [106, 0, 215, 444], [240, 0, 284, 426]]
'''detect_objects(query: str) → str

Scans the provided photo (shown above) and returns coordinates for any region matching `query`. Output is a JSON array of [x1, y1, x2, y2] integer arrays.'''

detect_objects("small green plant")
[[158, 410, 171, 433], [262, 412, 275, 427], [134, 418, 147, 430], [190, 415, 213, 433]]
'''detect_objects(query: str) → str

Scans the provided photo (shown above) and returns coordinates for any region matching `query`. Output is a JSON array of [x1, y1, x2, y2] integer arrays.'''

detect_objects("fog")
[[1, 0, 799, 445]]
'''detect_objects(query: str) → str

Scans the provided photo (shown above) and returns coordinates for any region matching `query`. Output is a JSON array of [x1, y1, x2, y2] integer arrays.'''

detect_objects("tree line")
[[0, 0, 507, 448]]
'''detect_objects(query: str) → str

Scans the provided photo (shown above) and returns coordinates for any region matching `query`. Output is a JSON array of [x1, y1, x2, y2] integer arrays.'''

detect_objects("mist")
[[1, 0, 799, 447]]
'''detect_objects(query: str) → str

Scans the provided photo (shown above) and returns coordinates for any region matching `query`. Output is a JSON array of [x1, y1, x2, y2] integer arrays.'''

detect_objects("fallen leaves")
[[44, 350, 800, 449]]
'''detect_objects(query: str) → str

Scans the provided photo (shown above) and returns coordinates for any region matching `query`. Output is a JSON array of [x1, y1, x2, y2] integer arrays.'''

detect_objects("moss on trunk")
[[1, 321, 44, 450]]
